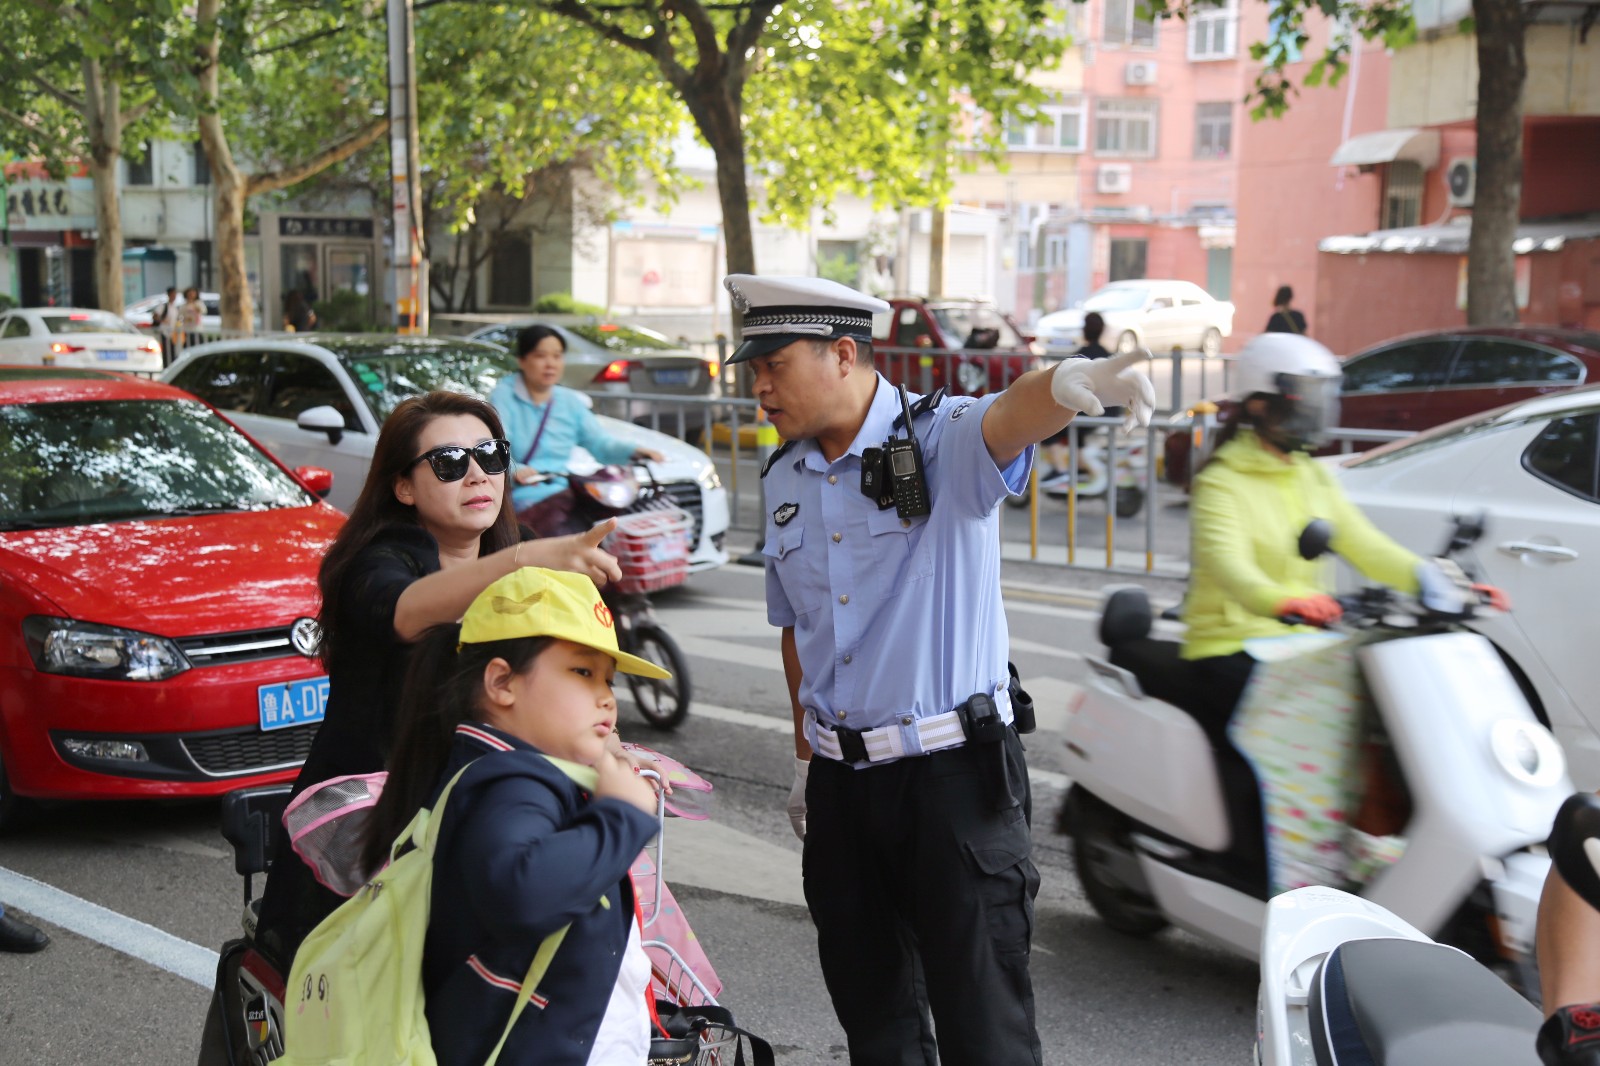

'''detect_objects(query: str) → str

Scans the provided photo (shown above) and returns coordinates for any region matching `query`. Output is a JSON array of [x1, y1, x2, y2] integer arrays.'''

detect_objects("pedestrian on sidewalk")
[[153, 286, 179, 367], [730, 273, 1154, 1065], [1264, 285, 1308, 336], [0, 902, 49, 953]]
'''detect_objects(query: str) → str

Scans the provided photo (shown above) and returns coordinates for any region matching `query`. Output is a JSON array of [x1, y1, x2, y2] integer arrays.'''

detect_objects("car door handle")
[[1498, 540, 1579, 561]]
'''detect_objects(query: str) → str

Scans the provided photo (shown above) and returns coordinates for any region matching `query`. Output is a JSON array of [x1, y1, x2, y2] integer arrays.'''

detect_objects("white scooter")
[[1061, 516, 1571, 992], [1255, 791, 1600, 1065]]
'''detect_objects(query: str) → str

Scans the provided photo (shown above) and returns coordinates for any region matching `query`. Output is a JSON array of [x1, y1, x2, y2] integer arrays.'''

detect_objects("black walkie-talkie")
[[884, 385, 931, 518]]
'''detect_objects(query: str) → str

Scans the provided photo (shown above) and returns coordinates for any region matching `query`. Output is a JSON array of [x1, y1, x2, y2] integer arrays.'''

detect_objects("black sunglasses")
[[410, 438, 512, 482]]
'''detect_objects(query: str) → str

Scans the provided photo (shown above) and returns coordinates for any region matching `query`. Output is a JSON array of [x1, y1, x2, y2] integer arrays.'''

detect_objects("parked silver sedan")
[[161, 334, 731, 572]]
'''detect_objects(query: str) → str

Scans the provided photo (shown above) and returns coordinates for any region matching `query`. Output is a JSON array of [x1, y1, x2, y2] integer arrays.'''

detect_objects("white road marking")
[[0, 865, 217, 987]]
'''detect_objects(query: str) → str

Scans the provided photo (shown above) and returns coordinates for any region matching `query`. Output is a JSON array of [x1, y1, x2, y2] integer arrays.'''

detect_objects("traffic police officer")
[[726, 273, 1155, 1065]]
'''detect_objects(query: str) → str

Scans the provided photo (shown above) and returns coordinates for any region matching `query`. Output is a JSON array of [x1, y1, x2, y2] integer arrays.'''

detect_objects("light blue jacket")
[[488, 377, 638, 510]]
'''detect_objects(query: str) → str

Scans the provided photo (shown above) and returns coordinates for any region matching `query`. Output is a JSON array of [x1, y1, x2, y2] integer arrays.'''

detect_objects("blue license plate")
[[97, 350, 129, 361], [258, 676, 329, 731], [652, 368, 695, 387]]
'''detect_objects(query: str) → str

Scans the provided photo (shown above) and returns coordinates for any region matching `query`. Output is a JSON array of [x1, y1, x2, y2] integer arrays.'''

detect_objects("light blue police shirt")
[[487, 376, 638, 511], [762, 373, 1034, 763]]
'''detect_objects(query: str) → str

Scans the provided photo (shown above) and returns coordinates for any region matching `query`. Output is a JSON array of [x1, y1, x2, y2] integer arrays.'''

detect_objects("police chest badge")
[[950, 399, 975, 420], [773, 502, 799, 526]]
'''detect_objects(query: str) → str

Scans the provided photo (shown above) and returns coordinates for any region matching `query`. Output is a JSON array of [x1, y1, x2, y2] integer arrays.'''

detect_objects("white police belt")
[[811, 686, 1012, 764]]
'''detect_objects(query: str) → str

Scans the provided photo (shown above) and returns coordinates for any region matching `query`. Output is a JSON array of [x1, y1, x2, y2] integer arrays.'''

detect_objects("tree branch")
[[538, 0, 661, 55], [0, 105, 74, 154], [246, 116, 390, 196], [725, 0, 780, 74], [24, 70, 85, 113], [672, 0, 727, 78]]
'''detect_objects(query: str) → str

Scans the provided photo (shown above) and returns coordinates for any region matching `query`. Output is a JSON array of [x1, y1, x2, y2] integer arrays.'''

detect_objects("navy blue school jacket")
[[421, 723, 659, 1065]]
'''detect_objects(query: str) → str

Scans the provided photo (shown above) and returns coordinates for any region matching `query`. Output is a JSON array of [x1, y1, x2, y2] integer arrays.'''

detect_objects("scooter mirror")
[[1298, 519, 1334, 561], [1550, 791, 1600, 915]]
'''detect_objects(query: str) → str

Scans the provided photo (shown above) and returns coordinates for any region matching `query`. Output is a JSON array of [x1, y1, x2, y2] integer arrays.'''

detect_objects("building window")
[[192, 240, 213, 290], [1095, 99, 1158, 158], [1047, 0, 1080, 38], [1004, 96, 1086, 152], [1103, 0, 1158, 47], [127, 143, 153, 186], [1016, 233, 1036, 271], [489, 230, 534, 307], [1188, 0, 1238, 59], [1194, 102, 1233, 159], [1046, 235, 1068, 270], [1382, 161, 1424, 229], [192, 141, 211, 186], [1109, 238, 1148, 281]]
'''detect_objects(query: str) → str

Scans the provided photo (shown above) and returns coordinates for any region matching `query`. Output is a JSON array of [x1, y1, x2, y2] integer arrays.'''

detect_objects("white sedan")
[[160, 335, 730, 572], [0, 307, 163, 372], [1035, 280, 1235, 357], [1329, 385, 1600, 785]]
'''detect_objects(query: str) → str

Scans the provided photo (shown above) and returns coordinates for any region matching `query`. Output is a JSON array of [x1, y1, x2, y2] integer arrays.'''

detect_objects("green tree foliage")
[[535, 0, 1070, 279]]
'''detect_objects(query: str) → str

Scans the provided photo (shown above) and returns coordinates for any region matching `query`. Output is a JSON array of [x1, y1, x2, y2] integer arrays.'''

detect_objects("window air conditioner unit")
[[1446, 157, 1476, 207], [1097, 164, 1133, 195], [1125, 60, 1158, 86]]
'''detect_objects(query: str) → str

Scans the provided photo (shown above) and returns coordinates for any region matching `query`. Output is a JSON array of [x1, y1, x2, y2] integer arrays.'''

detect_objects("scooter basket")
[[605, 508, 693, 595]]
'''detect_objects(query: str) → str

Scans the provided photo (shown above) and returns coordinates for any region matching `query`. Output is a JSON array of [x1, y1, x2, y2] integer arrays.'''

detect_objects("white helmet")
[[1231, 333, 1341, 400], [1231, 333, 1342, 449]]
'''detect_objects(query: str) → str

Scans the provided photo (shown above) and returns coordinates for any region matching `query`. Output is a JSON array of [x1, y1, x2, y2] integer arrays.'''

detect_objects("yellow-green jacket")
[[1181, 429, 1420, 660]]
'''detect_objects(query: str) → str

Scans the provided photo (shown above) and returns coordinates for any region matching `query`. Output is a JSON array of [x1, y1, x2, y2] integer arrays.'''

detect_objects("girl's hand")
[[517, 520, 622, 586], [632, 448, 666, 464], [595, 751, 657, 814], [514, 469, 548, 486]]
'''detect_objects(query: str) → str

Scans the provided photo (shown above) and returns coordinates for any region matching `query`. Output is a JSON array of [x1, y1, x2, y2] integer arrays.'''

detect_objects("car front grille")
[[636, 481, 703, 548], [182, 724, 320, 777], [177, 626, 304, 667]]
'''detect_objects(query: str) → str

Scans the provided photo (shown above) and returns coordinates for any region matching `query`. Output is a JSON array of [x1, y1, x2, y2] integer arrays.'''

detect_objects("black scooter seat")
[[1308, 937, 1540, 1066]]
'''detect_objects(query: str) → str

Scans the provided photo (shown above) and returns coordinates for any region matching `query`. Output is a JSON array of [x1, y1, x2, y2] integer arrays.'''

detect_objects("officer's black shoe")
[[1539, 1004, 1600, 1066], [0, 912, 50, 953]]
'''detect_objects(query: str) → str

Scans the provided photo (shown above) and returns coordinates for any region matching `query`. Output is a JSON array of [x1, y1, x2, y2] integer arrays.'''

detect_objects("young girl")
[[362, 566, 667, 1065]]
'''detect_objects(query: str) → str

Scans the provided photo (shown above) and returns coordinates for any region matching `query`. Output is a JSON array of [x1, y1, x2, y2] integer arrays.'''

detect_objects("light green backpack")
[[278, 756, 599, 1066]]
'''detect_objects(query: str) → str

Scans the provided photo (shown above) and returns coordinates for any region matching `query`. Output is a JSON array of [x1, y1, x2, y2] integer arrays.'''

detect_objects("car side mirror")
[[297, 405, 345, 445], [294, 465, 334, 499], [1298, 519, 1335, 561]]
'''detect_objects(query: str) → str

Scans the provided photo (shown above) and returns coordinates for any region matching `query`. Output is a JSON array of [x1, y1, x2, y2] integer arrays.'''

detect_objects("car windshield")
[[1339, 409, 1542, 469], [928, 305, 1024, 350], [0, 398, 312, 530], [567, 324, 683, 353], [336, 341, 519, 421], [1082, 287, 1150, 312], [42, 310, 136, 335]]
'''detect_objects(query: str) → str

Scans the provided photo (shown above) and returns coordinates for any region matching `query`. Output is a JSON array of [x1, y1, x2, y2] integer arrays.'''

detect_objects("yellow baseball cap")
[[459, 567, 671, 680]]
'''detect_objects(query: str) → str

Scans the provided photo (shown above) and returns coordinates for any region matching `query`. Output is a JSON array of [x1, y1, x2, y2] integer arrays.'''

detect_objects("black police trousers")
[[803, 727, 1043, 1066]]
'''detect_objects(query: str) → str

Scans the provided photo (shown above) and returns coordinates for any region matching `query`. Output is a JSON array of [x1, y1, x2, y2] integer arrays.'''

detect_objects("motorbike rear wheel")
[[1068, 785, 1169, 937], [1113, 485, 1145, 519], [626, 624, 691, 730]]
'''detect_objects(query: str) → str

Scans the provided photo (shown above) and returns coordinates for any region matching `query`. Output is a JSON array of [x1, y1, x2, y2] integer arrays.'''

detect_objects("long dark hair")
[[360, 626, 554, 874], [318, 392, 520, 670]]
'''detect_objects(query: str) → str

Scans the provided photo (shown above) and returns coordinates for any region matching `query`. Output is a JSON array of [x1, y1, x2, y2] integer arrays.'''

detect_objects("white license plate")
[[97, 350, 129, 361], [258, 676, 329, 731], [652, 368, 695, 387]]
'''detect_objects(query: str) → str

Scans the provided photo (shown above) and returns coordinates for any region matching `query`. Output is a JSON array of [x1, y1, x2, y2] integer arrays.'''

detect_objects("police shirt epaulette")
[[891, 387, 948, 433], [760, 439, 798, 478]]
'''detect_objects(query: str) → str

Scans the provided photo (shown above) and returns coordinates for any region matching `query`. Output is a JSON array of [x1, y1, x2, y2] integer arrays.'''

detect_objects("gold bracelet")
[[512, 540, 524, 569]]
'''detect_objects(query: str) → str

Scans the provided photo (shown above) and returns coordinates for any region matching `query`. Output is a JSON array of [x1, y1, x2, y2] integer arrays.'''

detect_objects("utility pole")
[[386, 0, 428, 333]]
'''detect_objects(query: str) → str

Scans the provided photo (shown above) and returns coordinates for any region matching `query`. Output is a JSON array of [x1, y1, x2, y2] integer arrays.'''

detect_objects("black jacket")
[[423, 724, 659, 1066]]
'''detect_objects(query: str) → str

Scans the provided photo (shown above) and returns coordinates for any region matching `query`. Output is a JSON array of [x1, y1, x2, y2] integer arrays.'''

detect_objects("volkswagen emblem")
[[290, 617, 323, 659]]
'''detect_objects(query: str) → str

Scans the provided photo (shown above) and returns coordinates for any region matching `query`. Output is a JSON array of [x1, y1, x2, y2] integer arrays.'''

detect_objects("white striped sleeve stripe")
[[467, 955, 549, 1008], [456, 724, 514, 752]]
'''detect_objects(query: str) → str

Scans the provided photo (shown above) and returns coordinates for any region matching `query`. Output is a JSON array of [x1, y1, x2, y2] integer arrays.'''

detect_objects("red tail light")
[[139, 339, 160, 353], [595, 360, 636, 383], [50, 342, 85, 354]]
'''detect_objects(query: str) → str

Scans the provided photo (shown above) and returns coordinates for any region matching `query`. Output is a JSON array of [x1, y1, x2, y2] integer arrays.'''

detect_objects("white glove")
[[787, 756, 810, 841], [1049, 350, 1157, 431]]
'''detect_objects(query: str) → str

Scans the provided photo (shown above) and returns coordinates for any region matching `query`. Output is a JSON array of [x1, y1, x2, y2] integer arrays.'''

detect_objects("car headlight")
[[695, 465, 722, 491], [583, 476, 640, 510], [22, 616, 190, 681]]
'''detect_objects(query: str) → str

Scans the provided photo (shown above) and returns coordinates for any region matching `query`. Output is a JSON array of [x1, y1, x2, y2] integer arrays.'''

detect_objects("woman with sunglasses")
[[253, 390, 623, 970], [490, 324, 665, 537]]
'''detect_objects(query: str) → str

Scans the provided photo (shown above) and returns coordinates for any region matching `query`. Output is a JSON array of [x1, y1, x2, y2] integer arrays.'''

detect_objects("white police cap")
[[723, 274, 891, 364]]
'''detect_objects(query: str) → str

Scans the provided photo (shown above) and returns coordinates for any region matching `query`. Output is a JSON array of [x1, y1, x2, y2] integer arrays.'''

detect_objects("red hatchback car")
[[1165, 326, 1600, 486], [872, 296, 1043, 397], [0, 368, 343, 829]]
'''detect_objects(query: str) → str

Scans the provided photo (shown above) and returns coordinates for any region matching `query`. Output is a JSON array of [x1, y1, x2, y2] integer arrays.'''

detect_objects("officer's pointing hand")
[[1049, 350, 1157, 431]]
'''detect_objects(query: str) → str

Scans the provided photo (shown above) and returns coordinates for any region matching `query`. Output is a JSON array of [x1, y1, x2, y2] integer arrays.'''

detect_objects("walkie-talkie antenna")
[[897, 385, 917, 442]]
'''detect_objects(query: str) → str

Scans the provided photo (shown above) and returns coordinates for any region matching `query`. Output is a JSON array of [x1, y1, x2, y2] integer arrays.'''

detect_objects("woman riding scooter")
[[489, 324, 664, 536], [1179, 333, 1434, 893]]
